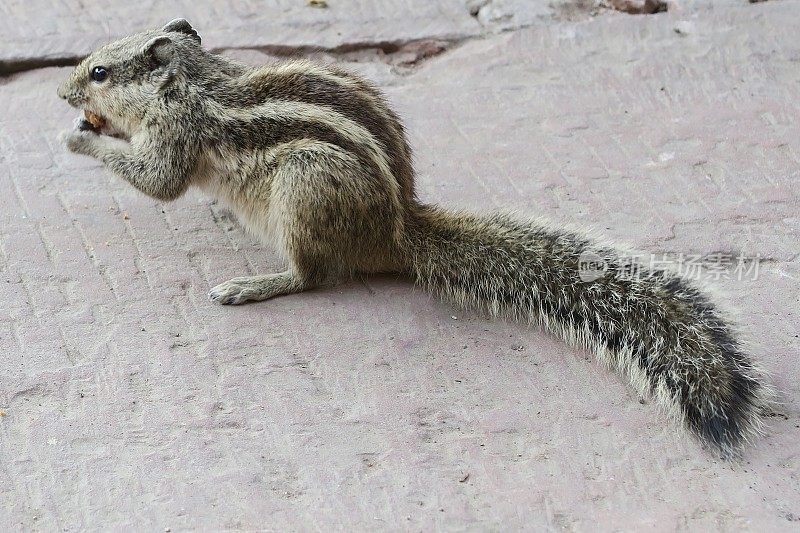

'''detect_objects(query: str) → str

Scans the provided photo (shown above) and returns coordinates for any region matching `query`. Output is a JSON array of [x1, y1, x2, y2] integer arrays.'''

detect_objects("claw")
[[77, 119, 97, 132], [208, 280, 247, 305]]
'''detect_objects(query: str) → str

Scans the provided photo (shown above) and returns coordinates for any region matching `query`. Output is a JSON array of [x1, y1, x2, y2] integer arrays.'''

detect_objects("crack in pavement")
[[0, 55, 90, 77], [0, 37, 460, 78], [212, 37, 458, 69]]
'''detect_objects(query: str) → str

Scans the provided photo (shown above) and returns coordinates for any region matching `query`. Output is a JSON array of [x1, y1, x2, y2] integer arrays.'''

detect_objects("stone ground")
[[1, 0, 799, 531]]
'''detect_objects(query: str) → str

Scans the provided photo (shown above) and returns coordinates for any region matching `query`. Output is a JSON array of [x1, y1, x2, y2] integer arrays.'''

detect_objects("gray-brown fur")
[[58, 19, 769, 457]]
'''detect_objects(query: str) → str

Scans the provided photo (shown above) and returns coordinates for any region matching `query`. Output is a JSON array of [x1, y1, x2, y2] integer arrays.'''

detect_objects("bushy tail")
[[405, 204, 768, 456]]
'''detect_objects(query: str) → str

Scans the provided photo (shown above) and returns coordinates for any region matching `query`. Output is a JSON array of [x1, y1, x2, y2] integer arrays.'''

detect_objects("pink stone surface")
[[0, 1, 798, 530]]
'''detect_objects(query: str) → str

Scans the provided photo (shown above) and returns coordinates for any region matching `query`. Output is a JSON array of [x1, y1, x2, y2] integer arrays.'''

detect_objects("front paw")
[[59, 129, 100, 157], [59, 116, 101, 155]]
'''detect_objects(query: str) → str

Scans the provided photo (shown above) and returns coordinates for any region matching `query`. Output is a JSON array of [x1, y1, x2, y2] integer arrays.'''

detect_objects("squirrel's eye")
[[90, 66, 108, 82]]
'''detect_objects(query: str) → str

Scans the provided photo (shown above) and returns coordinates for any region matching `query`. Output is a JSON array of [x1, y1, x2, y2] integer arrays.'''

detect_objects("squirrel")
[[57, 19, 769, 457]]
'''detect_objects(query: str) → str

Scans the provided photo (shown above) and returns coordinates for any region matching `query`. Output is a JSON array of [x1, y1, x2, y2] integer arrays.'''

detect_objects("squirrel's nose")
[[57, 83, 84, 107]]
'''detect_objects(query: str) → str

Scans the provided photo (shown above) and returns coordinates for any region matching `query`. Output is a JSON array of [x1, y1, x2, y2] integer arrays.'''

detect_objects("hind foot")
[[208, 271, 305, 305]]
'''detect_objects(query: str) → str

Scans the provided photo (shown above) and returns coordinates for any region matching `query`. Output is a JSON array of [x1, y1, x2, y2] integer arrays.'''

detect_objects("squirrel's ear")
[[162, 18, 201, 44], [142, 36, 175, 70]]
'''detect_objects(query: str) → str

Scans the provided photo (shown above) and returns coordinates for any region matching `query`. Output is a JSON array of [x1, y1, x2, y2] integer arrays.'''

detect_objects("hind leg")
[[207, 140, 401, 306]]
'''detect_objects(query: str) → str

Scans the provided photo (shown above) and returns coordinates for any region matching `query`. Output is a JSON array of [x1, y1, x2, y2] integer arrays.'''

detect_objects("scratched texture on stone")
[[1, 1, 799, 531]]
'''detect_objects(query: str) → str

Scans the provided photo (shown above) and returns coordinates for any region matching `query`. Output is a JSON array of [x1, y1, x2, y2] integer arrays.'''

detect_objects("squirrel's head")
[[57, 19, 203, 136]]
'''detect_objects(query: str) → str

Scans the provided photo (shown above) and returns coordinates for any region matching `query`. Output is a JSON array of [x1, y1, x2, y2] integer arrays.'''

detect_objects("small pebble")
[[673, 21, 693, 35]]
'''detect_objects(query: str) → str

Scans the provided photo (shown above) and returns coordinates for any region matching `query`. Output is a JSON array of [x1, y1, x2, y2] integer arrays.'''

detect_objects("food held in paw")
[[84, 110, 106, 129]]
